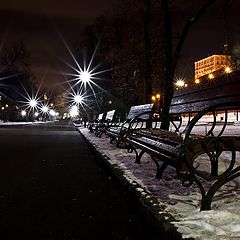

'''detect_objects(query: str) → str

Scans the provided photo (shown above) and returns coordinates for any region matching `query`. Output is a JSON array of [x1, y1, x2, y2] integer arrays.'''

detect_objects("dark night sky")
[[0, 0, 239, 89], [0, 0, 119, 91]]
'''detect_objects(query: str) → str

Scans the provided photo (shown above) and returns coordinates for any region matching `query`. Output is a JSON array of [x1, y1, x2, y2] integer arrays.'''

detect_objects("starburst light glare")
[[49, 109, 56, 116], [41, 105, 49, 113], [208, 73, 214, 79], [74, 94, 83, 104], [80, 71, 91, 83], [69, 105, 79, 117], [175, 79, 185, 87], [21, 110, 27, 116], [225, 66, 232, 73], [29, 99, 38, 108]]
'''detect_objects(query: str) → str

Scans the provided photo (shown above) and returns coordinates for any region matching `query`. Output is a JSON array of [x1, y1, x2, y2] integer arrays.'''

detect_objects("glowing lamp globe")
[[21, 110, 27, 116], [80, 71, 91, 83], [29, 99, 37, 107], [69, 105, 79, 117], [49, 109, 56, 116], [176, 80, 185, 87], [74, 95, 83, 104], [42, 106, 49, 113]]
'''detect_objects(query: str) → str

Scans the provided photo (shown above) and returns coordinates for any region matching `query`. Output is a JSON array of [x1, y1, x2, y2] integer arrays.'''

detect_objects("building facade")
[[194, 54, 231, 80]]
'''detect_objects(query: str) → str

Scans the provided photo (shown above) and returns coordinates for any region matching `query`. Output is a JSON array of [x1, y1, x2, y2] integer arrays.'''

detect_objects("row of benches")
[[87, 76, 240, 211]]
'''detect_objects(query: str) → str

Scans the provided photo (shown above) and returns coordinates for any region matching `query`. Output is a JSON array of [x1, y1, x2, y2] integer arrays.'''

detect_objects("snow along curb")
[[77, 128, 191, 240]]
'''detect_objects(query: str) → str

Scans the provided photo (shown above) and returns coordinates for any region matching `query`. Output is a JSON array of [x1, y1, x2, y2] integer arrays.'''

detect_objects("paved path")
[[0, 122, 160, 239]]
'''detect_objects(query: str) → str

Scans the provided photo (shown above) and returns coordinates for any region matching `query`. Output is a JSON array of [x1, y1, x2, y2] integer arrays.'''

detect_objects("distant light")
[[156, 94, 160, 99], [50, 103, 54, 107], [1, 107, 4, 110], [208, 73, 214, 79], [151, 96, 156, 101], [69, 105, 79, 117], [5, 104, 8, 108], [74, 94, 83, 104], [80, 71, 91, 83], [29, 99, 37, 107], [195, 79, 200, 84], [34, 112, 39, 117], [21, 110, 26, 116], [49, 109, 56, 116], [41, 105, 49, 113], [108, 100, 112, 105], [176, 79, 185, 87], [225, 66, 232, 73]]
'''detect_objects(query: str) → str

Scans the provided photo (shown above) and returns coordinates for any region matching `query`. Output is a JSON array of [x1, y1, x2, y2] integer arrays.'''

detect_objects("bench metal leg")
[[150, 157, 168, 179], [136, 150, 145, 164], [156, 162, 168, 179]]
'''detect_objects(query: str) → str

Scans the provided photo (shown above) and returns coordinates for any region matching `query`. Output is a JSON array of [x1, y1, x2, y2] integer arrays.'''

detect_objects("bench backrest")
[[105, 110, 116, 121], [97, 113, 104, 120], [170, 72, 240, 114], [127, 103, 154, 121]]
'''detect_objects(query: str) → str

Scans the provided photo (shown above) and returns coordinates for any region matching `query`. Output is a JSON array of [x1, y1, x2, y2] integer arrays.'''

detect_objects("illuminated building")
[[194, 54, 231, 80]]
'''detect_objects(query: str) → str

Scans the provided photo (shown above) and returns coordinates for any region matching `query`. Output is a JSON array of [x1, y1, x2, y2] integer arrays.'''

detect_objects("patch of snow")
[[78, 127, 240, 240]]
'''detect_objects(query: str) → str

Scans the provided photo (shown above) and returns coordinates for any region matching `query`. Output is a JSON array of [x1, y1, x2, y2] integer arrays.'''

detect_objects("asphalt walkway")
[[0, 122, 161, 239]]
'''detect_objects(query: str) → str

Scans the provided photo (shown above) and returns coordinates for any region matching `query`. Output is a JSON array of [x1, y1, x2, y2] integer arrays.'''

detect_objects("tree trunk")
[[143, 0, 152, 103], [161, 0, 174, 130]]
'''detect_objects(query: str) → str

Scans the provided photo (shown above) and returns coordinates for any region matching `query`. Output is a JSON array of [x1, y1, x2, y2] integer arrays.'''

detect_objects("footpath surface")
[[78, 126, 240, 240]]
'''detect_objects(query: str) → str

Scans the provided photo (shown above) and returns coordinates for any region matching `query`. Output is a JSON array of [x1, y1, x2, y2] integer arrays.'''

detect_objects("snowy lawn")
[[79, 126, 240, 240]]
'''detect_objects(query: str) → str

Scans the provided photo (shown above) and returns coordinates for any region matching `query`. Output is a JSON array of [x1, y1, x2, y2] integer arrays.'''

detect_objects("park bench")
[[126, 74, 240, 210], [95, 109, 116, 137], [106, 103, 155, 147], [88, 112, 105, 133]]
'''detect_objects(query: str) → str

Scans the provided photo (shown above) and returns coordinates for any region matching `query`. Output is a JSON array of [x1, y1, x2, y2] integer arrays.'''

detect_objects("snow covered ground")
[[78, 125, 240, 240], [0, 121, 52, 126]]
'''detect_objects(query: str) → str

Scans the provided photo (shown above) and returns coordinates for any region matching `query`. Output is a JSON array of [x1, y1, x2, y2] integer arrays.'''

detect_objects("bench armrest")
[[183, 101, 240, 144]]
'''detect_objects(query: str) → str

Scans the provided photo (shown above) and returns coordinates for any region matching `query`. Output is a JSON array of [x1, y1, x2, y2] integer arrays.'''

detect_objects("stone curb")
[[77, 128, 192, 240]]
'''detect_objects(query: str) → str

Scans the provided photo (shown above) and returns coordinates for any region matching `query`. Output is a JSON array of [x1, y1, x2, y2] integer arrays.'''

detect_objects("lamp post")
[[151, 93, 161, 110]]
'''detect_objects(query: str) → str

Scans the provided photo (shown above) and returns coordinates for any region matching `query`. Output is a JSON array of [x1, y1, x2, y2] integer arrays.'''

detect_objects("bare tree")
[[160, 0, 217, 129], [0, 40, 30, 72]]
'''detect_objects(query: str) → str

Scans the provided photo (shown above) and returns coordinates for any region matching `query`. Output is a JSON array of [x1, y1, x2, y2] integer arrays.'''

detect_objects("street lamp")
[[21, 110, 27, 117], [74, 94, 83, 104], [41, 105, 49, 113], [80, 71, 91, 83], [175, 79, 185, 87], [151, 93, 161, 109], [29, 99, 38, 108], [69, 105, 79, 118], [225, 66, 232, 74]]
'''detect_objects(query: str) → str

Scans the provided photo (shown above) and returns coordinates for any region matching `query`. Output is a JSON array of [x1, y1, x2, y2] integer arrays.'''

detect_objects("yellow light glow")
[[208, 73, 214, 79], [195, 79, 200, 84], [151, 96, 156, 101], [225, 66, 232, 73], [156, 94, 160, 99], [176, 79, 185, 87]]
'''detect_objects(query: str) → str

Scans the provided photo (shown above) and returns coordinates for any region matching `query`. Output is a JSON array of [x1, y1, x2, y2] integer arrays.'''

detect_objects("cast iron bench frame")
[[126, 75, 240, 211], [95, 109, 116, 137], [106, 103, 155, 147], [88, 112, 105, 134]]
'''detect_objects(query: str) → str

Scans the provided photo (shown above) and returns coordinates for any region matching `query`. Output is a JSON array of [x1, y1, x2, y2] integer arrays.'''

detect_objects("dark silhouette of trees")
[[160, 0, 217, 129], [0, 41, 35, 120], [75, 0, 219, 128]]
